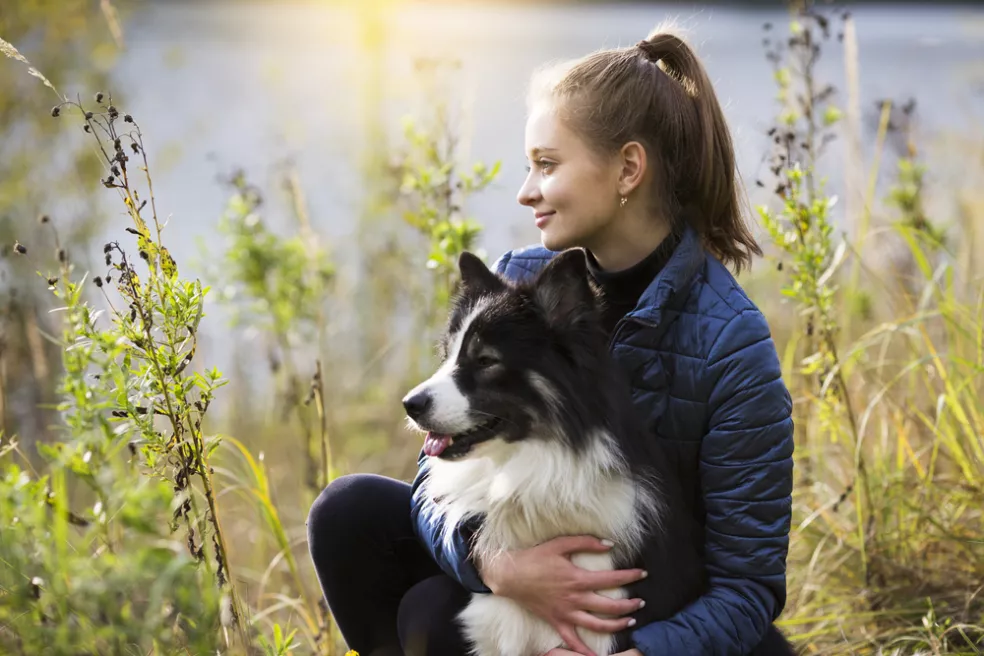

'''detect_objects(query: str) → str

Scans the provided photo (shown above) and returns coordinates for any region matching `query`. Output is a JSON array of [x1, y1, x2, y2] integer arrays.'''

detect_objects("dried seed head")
[[131, 143, 140, 154], [105, 254, 112, 266], [111, 165, 120, 177], [139, 250, 149, 260], [108, 106, 119, 119], [14, 241, 27, 255], [84, 111, 93, 120], [46, 277, 58, 286], [95, 92, 104, 103], [57, 248, 66, 263], [83, 124, 91, 133], [124, 114, 133, 123], [51, 106, 60, 117], [94, 276, 103, 288], [104, 243, 113, 253], [114, 138, 122, 151], [38, 214, 49, 224]]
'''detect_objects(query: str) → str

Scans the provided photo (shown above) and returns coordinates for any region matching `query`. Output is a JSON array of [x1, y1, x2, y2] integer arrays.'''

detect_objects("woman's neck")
[[585, 214, 673, 272]]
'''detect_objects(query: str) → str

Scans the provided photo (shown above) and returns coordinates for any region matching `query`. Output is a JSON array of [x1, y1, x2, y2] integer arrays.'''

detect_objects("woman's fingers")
[[569, 609, 638, 634], [578, 593, 644, 617], [554, 623, 597, 656], [549, 535, 615, 556], [577, 566, 648, 591]]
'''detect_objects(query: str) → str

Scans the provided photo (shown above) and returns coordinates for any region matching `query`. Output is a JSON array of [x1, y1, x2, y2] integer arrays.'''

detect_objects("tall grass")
[[755, 4, 984, 654], [1, 2, 983, 654]]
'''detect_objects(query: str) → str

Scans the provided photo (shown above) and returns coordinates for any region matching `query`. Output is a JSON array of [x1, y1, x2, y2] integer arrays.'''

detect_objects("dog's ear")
[[533, 248, 597, 327], [458, 251, 505, 296]]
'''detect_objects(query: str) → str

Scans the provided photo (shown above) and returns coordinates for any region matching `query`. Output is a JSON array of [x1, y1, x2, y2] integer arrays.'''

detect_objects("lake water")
[[101, 1, 983, 377]]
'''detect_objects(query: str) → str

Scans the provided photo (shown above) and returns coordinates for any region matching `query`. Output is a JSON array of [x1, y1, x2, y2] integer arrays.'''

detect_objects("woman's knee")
[[306, 474, 409, 551], [308, 474, 374, 539]]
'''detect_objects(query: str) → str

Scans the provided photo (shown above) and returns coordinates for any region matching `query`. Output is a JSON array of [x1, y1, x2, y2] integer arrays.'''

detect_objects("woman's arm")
[[631, 308, 794, 656], [409, 451, 491, 593]]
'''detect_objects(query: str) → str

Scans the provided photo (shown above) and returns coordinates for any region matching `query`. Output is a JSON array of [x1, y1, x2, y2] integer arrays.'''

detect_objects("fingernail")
[[640, 570, 649, 578], [627, 618, 637, 627], [638, 599, 646, 608], [601, 539, 614, 547]]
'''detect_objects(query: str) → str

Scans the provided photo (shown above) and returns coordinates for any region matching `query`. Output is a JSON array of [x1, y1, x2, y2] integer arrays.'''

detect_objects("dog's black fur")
[[421, 250, 795, 654]]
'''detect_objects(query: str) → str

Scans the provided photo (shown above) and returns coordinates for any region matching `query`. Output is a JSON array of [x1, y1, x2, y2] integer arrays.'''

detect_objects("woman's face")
[[517, 102, 622, 254]]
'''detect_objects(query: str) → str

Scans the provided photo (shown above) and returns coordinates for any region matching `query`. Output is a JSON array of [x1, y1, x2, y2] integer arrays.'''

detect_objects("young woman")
[[307, 27, 794, 656]]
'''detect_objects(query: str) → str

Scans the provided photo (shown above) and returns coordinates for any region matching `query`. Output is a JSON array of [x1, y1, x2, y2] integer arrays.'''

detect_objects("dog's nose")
[[403, 392, 432, 420]]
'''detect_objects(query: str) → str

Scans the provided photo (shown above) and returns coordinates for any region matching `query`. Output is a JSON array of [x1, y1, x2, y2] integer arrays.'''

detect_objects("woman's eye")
[[525, 160, 555, 173]]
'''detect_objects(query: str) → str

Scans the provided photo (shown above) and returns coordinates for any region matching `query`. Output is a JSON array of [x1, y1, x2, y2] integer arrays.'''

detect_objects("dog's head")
[[403, 249, 614, 461]]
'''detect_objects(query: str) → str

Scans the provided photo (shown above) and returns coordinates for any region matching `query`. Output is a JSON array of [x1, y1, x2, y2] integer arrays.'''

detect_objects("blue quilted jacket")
[[410, 225, 794, 655]]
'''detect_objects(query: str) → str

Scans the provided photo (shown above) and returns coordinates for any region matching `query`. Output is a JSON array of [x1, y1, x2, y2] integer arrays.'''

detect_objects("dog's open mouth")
[[423, 417, 503, 459]]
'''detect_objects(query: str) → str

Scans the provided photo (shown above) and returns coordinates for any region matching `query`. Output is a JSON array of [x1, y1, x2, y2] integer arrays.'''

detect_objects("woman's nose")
[[517, 176, 540, 207]]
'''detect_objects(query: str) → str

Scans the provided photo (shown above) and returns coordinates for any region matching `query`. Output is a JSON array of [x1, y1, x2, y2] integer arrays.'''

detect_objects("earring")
[[620, 196, 627, 208]]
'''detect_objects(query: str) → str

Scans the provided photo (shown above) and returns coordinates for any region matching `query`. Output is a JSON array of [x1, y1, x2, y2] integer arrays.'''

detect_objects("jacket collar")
[[627, 224, 705, 326]]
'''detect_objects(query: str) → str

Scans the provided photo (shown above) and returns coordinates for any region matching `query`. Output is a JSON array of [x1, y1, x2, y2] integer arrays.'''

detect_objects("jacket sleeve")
[[631, 309, 794, 656], [410, 451, 491, 593], [406, 249, 515, 594]]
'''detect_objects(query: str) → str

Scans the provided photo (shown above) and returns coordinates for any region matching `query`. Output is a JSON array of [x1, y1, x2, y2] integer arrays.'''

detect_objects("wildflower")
[[13, 241, 26, 254]]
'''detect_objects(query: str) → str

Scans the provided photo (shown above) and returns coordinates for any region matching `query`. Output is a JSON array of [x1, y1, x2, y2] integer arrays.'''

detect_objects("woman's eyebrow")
[[529, 147, 558, 158]]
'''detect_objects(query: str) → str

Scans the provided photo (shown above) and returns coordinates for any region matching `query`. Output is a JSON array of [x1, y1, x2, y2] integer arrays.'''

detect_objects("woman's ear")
[[618, 140, 647, 197]]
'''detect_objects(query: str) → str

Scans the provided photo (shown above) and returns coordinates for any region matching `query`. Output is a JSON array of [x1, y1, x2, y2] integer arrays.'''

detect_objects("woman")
[[308, 26, 794, 656]]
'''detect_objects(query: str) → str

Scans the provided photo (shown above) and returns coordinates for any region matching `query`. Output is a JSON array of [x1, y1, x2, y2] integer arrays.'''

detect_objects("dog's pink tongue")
[[424, 432, 452, 457]]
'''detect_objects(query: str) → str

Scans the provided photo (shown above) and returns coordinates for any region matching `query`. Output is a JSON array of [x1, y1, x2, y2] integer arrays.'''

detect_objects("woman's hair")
[[528, 26, 761, 273]]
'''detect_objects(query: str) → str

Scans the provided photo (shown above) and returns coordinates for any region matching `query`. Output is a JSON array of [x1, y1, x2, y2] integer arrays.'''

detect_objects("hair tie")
[[635, 40, 660, 63]]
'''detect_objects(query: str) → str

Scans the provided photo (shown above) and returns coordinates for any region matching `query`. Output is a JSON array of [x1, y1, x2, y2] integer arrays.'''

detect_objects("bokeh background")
[[2, 1, 984, 654]]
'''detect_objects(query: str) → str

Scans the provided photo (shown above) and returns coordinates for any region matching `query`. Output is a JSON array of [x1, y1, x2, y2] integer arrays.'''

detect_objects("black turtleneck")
[[587, 232, 681, 337]]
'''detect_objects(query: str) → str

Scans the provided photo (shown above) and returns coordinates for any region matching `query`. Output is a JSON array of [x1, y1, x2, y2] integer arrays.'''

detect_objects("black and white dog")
[[404, 250, 794, 656]]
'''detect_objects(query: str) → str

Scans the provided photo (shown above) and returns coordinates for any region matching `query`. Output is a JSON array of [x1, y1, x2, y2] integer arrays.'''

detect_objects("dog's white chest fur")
[[421, 434, 653, 656]]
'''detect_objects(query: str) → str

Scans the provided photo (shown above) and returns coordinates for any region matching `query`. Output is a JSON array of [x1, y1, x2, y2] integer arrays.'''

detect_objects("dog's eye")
[[475, 354, 500, 368]]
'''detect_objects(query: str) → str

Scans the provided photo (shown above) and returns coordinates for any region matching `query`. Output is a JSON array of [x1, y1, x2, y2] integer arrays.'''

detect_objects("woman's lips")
[[534, 211, 555, 228]]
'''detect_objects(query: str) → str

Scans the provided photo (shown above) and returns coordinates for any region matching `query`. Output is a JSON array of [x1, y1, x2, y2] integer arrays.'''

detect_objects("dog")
[[404, 249, 795, 656]]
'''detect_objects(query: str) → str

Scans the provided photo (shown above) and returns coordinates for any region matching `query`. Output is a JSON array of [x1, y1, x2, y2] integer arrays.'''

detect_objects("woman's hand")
[[479, 535, 647, 656], [544, 650, 643, 656]]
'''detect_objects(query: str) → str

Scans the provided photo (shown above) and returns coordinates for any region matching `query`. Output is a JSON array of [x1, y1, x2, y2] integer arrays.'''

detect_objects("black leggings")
[[306, 474, 471, 656]]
